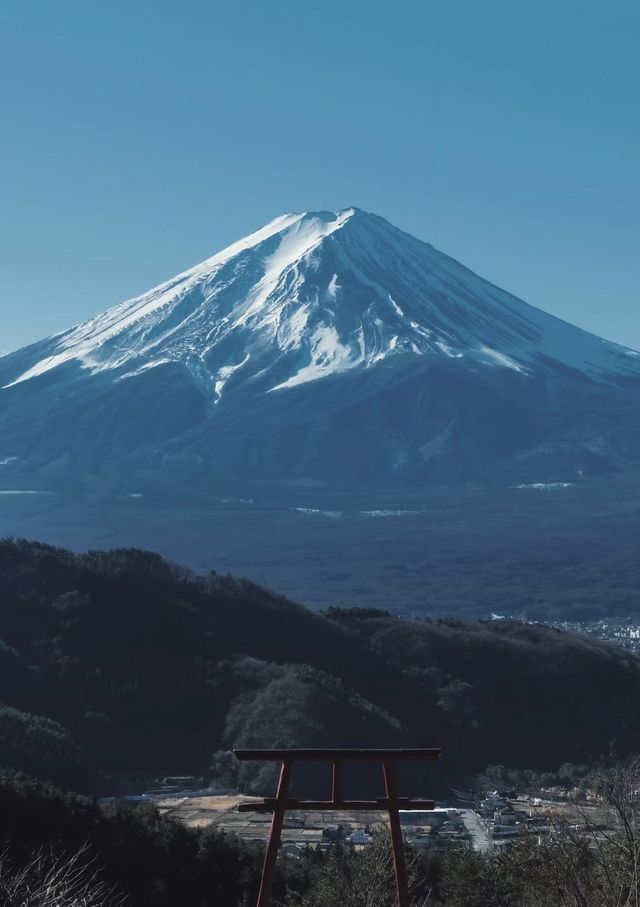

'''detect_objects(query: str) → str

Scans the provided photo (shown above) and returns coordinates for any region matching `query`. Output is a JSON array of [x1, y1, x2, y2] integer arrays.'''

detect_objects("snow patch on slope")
[[270, 325, 359, 391], [214, 354, 250, 401]]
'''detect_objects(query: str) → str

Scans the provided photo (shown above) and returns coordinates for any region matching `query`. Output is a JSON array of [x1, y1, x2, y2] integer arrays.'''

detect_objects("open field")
[[155, 794, 387, 846]]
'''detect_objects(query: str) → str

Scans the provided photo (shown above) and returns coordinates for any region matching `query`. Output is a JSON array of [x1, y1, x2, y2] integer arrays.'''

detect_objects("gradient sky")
[[0, 0, 638, 354]]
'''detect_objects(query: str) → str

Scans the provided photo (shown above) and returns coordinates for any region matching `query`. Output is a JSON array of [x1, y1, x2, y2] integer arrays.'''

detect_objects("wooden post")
[[332, 760, 344, 803], [383, 759, 410, 907], [256, 759, 292, 907]]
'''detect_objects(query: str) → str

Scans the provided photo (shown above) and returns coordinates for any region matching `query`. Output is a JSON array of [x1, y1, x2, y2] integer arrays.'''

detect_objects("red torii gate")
[[234, 747, 442, 907]]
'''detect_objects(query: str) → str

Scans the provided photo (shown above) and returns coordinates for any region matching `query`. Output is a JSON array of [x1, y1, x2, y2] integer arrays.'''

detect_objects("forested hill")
[[1, 538, 639, 794]]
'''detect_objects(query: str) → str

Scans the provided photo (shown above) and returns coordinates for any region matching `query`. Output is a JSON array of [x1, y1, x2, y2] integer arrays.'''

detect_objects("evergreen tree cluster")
[[2, 538, 640, 794]]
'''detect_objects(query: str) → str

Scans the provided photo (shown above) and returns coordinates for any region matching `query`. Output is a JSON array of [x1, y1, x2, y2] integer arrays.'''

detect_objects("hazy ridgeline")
[[1, 539, 640, 796]]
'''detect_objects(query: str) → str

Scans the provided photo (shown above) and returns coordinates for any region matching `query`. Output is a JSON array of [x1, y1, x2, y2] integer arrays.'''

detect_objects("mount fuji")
[[1, 207, 640, 497]]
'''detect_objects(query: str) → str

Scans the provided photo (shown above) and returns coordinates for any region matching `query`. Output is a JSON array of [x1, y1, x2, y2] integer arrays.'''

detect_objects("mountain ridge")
[[1, 207, 639, 493], [3, 538, 640, 793]]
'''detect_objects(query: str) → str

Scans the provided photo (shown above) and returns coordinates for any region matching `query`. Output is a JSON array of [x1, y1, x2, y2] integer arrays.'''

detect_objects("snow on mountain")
[[4, 207, 639, 399], [2, 207, 640, 493]]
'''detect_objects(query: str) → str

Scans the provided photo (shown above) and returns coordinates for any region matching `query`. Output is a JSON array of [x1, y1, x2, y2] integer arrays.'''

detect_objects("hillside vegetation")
[[1, 538, 639, 793]]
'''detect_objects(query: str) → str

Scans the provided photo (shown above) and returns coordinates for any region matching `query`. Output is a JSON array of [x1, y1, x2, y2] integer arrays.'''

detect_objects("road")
[[460, 809, 492, 853]]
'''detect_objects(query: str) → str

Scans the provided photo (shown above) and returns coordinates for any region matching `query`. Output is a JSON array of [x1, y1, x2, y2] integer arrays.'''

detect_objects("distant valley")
[[1, 470, 639, 619]]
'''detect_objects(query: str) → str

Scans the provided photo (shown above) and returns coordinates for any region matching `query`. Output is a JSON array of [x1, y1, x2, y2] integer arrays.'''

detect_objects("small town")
[[151, 781, 597, 859], [547, 619, 640, 654]]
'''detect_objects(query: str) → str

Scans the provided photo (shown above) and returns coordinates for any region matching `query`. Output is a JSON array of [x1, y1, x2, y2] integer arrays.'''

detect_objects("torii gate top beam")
[[235, 747, 441, 762]]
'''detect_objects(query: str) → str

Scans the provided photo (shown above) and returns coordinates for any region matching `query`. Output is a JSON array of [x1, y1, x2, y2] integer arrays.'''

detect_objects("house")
[[349, 829, 373, 845], [399, 808, 457, 828], [493, 807, 521, 827]]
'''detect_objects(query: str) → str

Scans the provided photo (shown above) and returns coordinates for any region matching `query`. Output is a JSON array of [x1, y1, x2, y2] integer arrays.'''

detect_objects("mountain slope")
[[1, 207, 639, 492], [4, 207, 639, 391], [3, 539, 640, 793]]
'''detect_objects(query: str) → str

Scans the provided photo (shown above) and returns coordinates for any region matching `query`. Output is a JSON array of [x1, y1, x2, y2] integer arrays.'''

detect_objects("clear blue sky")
[[1, 0, 638, 353]]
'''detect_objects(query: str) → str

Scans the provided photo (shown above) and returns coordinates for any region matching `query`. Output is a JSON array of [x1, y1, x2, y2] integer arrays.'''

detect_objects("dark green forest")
[[0, 771, 267, 906], [1, 538, 640, 795]]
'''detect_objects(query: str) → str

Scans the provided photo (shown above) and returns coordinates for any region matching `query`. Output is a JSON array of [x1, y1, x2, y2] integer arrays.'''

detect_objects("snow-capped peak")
[[3, 207, 640, 397]]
